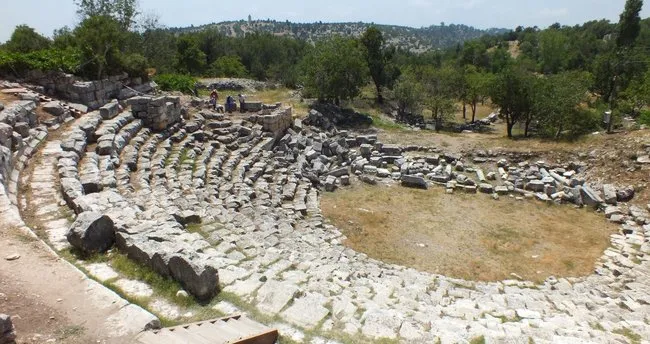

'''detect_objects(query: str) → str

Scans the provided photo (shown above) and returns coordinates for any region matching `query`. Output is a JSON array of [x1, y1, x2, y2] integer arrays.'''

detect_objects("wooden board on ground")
[[134, 314, 278, 344]]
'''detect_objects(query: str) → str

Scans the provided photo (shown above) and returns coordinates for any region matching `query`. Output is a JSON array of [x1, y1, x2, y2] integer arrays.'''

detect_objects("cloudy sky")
[[2, 0, 649, 42]]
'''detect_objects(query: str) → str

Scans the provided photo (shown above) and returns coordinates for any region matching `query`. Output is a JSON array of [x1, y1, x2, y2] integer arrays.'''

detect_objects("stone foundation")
[[126, 96, 181, 131]]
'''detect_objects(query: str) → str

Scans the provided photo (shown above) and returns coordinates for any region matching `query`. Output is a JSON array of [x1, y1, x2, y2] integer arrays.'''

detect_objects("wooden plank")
[[210, 319, 245, 342], [133, 331, 160, 344], [235, 317, 270, 333], [135, 315, 279, 344], [234, 329, 279, 344], [188, 322, 235, 343], [169, 327, 214, 344], [138, 330, 188, 344]]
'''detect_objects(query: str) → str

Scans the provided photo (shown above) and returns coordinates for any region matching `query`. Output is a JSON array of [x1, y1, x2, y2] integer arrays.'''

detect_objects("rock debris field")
[[1, 83, 650, 343]]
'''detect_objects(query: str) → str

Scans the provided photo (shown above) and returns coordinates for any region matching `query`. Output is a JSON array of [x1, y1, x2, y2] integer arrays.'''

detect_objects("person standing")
[[210, 89, 219, 110], [238, 93, 246, 113], [226, 95, 234, 113]]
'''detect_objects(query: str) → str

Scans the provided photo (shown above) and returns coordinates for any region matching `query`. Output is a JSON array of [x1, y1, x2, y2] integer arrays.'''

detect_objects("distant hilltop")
[[170, 19, 509, 52]]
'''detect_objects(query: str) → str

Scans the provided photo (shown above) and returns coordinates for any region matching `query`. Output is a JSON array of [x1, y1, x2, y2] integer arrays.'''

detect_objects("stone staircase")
[[134, 315, 278, 344]]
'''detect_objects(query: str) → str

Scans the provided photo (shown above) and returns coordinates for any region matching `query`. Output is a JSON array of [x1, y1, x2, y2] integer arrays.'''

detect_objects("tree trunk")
[[462, 103, 466, 120], [607, 113, 614, 133], [506, 116, 514, 138], [435, 111, 442, 132], [555, 124, 563, 139], [376, 84, 384, 104], [471, 102, 477, 123]]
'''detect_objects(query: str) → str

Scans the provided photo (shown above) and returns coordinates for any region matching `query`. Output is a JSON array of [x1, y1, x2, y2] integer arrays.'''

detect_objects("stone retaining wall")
[[23, 71, 155, 110], [126, 96, 182, 131]]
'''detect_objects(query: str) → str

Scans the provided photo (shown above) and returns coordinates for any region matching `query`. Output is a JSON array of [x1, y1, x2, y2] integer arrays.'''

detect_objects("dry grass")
[[0, 92, 18, 104], [321, 182, 617, 283], [246, 87, 310, 117], [378, 120, 608, 154]]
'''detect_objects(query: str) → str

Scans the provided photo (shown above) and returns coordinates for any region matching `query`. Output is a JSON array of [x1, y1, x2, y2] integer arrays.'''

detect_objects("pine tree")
[[617, 0, 643, 48]]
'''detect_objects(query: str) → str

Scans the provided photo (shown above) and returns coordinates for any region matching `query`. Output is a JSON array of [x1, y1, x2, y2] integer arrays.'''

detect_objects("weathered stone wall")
[[23, 71, 155, 110], [249, 107, 292, 138], [127, 96, 182, 131]]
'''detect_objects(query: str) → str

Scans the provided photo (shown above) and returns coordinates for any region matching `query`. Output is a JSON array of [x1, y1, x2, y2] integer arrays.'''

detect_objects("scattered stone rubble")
[[9, 92, 650, 343], [199, 78, 270, 92]]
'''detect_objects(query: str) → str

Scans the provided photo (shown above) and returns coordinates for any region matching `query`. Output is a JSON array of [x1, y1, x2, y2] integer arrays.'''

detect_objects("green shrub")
[[119, 53, 148, 79], [0, 48, 81, 76], [208, 55, 248, 78], [153, 73, 196, 93], [639, 110, 650, 126], [566, 108, 602, 136]]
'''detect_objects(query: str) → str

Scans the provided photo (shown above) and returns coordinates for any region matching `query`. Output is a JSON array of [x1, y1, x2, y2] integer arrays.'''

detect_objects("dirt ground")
[[321, 182, 619, 283], [0, 228, 98, 344]]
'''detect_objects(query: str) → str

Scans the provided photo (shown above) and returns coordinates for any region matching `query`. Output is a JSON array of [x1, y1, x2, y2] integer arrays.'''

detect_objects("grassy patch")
[[185, 223, 207, 238], [178, 148, 190, 169], [321, 182, 617, 283], [496, 315, 523, 323], [612, 327, 642, 344], [590, 322, 605, 331], [470, 336, 486, 344], [216, 86, 310, 117], [56, 325, 86, 340], [367, 113, 404, 131], [110, 253, 195, 308], [613, 328, 641, 344]]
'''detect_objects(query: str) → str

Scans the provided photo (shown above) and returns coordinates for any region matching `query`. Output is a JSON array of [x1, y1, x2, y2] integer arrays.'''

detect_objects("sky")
[[2, 0, 650, 42]]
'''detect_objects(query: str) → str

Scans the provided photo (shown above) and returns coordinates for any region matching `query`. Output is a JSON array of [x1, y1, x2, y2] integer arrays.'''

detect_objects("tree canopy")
[[3, 25, 51, 53], [299, 36, 367, 104]]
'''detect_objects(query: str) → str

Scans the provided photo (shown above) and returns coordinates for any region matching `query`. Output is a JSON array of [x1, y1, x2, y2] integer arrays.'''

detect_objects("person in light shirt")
[[238, 94, 246, 113]]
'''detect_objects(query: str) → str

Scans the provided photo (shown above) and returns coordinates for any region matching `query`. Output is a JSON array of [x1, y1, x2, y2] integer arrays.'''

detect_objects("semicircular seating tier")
[[15, 94, 650, 343]]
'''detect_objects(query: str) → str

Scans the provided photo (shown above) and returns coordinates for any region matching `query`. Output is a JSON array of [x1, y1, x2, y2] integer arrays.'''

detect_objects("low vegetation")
[[153, 73, 197, 93]]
